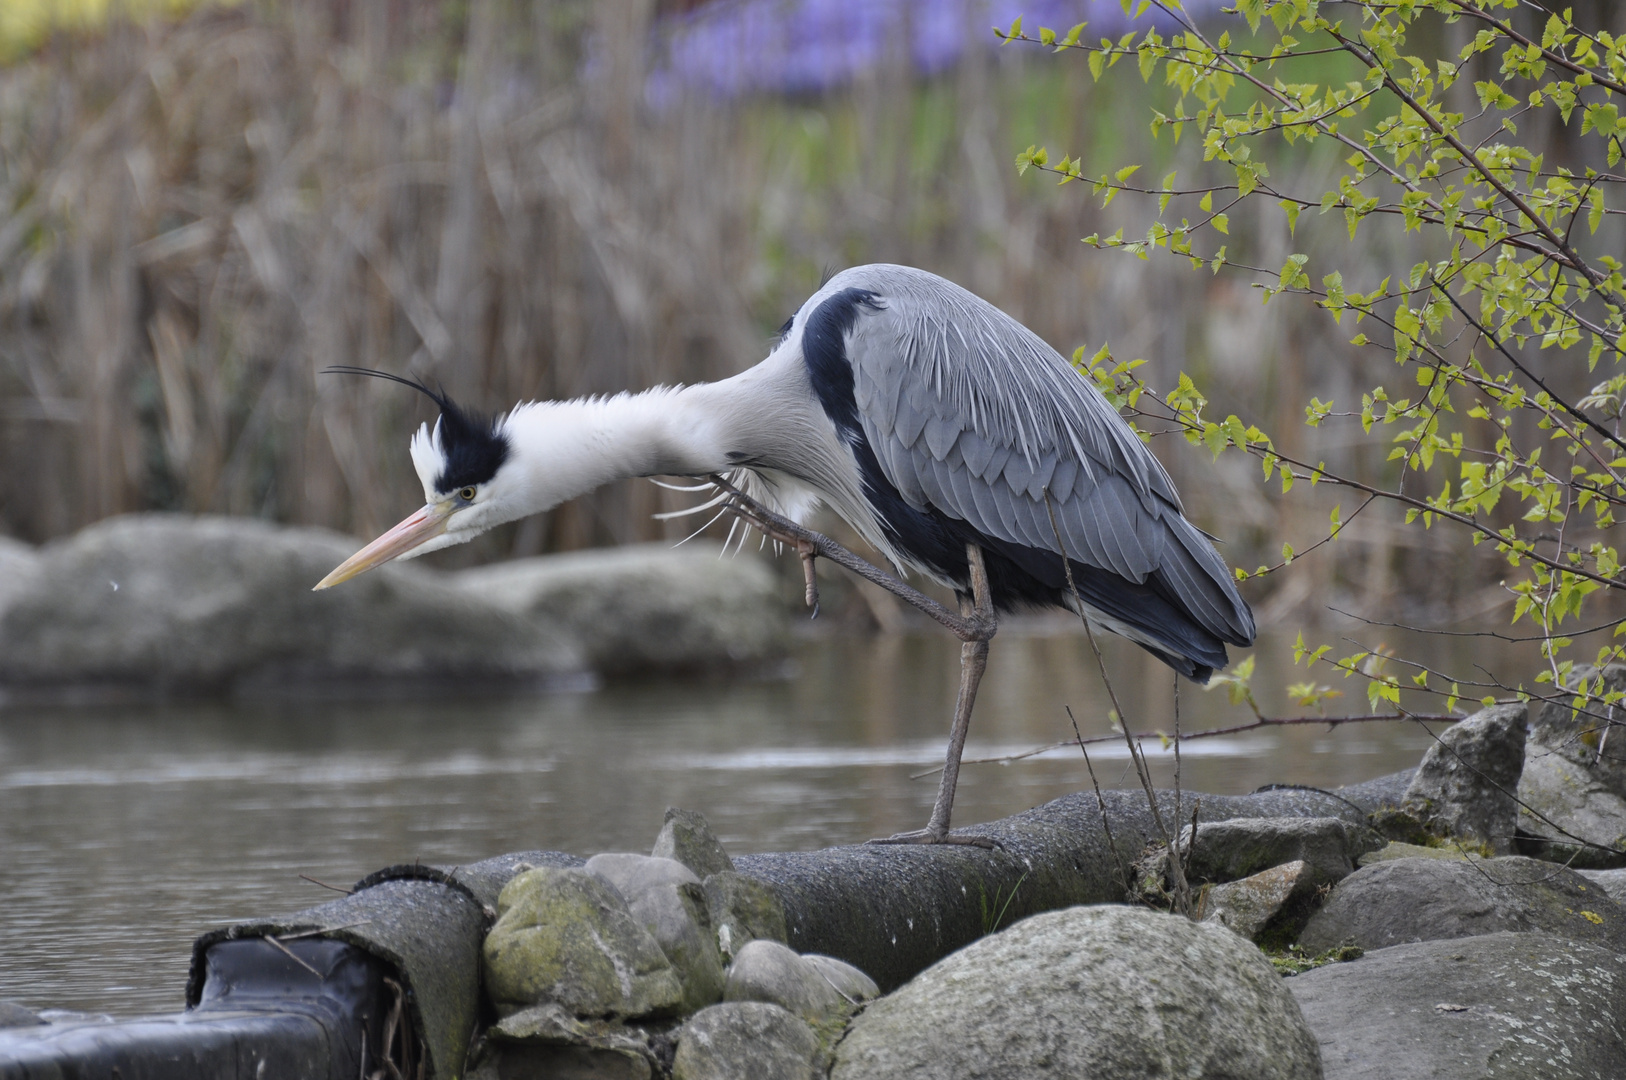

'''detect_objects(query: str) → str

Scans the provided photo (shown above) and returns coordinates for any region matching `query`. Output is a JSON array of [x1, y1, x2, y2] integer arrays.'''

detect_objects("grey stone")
[[486, 1003, 655, 1079], [1183, 816, 1378, 885], [634, 886, 723, 1013], [452, 542, 790, 678], [1401, 704, 1526, 855], [1367, 805, 1437, 846], [0, 514, 582, 694], [584, 854, 724, 1013], [1357, 841, 1473, 867], [0, 1001, 45, 1028], [1299, 856, 1626, 955], [1517, 741, 1626, 866], [831, 905, 1321, 1080], [1198, 859, 1322, 943], [1288, 931, 1626, 1080], [482, 868, 683, 1019], [585, 853, 703, 896], [701, 871, 788, 961], [652, 808, 735, 879], [801, 954, 879, 1003], [723, 939, 845, 1022], [673, 1002, 819, 1080], [1530, 663, 1626, 794], [0, 536, 40, 619], [1580, 867, 1626, 905]]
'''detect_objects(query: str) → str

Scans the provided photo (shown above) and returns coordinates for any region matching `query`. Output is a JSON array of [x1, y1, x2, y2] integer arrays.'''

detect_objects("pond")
[[0, 623, 1525, 1016]]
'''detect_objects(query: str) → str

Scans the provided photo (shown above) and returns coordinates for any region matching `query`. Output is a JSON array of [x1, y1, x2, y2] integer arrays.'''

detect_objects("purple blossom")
[[644, 0, 1225, 103]]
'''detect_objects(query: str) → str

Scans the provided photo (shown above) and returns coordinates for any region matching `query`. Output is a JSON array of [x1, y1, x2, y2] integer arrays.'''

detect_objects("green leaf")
[[1211, 213, 1230, 235], [1281, 199, 1301, 236]]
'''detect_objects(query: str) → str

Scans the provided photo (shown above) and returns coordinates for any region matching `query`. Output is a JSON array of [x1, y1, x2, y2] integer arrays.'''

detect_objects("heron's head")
[[314, 369, 517, 590]]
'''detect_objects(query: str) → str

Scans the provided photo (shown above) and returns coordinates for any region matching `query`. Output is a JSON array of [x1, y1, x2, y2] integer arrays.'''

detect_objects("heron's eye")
[[459, 486, 477, 502]]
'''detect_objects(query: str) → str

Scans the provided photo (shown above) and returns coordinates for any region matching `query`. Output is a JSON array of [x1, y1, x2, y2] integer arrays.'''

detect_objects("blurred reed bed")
[[0, 0, 1611, 628]]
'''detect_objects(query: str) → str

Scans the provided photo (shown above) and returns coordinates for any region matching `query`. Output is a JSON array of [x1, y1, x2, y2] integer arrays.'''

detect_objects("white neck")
[[415, 348, 874, 556], [495, 385, 733, 517]]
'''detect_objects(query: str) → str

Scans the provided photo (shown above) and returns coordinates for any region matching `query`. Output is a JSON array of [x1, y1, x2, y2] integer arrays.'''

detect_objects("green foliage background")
[[1006, 0, 1626, 720]]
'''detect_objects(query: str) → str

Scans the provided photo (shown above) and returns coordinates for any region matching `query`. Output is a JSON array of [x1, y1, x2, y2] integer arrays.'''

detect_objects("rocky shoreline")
[[247, 697, 1626, 1078], [445, 718, 1626, 1080], [3, 705, 1625, 1079], [0, 514, 792, 698]]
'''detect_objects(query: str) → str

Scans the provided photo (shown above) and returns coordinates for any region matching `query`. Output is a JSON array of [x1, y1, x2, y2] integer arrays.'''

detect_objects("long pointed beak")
[[314, 502, 453, 590]]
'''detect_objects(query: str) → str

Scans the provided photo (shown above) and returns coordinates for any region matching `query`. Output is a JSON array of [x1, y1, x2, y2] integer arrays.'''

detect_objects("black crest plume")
[[323, 366, 510, 493]]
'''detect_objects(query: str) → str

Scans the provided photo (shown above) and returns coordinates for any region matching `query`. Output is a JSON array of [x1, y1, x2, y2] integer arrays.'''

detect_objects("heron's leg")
[[869, 544, 999, 848]]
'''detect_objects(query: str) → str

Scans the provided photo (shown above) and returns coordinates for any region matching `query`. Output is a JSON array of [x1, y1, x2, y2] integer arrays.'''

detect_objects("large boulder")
[[1298, 856, 1626, 954], [482, 867, 684, 1019], [0, 514, 582, 695], [673, 1002, 820, 1080], [831, 905, 1321, 1080], [1517, 743, 1626, 866], [1529, 664, 1626, 792], [1288, 931, 1626, 1079], [1517, 666, 1626, 866], [1401, 704, 1526, 854], [451, 541, 791, 677]]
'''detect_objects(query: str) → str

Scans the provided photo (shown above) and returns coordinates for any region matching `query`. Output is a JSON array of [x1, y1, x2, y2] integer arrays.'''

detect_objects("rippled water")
[[0, 625, 1521, 1016]]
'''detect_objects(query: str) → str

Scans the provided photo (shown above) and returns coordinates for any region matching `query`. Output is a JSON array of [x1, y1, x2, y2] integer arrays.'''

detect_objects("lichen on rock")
[[701, 870, 788, 961], [482, 867, 684, 1019]]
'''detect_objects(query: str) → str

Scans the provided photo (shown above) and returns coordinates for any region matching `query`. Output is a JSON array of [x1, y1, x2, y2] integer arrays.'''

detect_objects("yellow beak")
[[313, 502, 454, 590]]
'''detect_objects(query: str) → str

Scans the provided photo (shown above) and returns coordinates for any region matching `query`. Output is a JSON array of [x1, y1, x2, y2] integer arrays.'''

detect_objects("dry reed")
[[0, 0, 1612, 626]]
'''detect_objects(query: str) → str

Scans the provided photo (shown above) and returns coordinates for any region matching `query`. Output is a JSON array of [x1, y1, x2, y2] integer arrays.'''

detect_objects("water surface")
[[0, 625, 1523, 1015]]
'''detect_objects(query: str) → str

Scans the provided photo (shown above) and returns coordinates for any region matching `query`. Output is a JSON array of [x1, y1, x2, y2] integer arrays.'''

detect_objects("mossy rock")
[[1358, 840, 1483, 867], [483, 868, 684, 1019], [703, 871, 788, 961]]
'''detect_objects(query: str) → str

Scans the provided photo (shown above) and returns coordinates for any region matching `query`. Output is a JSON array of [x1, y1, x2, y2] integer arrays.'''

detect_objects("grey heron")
[[315, 264, 1255, 844]]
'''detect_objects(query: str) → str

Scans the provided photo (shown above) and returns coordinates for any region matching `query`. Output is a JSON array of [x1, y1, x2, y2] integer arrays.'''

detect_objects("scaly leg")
[[705, 478, 1000, 846], [869, 543, 999, 848]]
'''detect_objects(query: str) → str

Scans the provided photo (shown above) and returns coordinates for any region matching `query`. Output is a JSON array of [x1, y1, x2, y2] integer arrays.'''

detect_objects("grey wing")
[[838, 265, 1254, 647]]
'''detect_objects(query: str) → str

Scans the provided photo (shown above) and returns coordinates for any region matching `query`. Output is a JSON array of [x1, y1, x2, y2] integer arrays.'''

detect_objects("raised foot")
[[865, 828, 1001, 850]]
